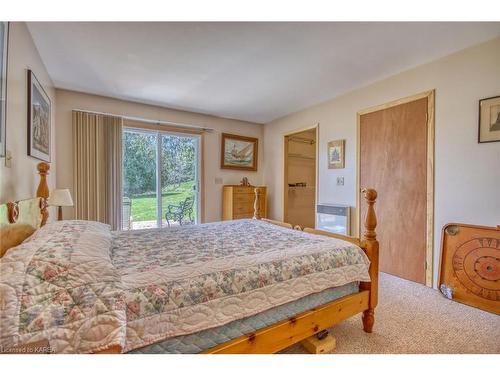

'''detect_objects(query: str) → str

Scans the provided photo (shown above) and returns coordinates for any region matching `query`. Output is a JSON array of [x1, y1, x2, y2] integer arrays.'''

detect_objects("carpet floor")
[[281, 272, 500, 354]]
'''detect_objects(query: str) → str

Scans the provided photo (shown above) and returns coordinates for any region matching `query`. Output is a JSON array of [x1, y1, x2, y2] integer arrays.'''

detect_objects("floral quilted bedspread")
[[0, 219, 370, 353], [0, 221, 125, 353]]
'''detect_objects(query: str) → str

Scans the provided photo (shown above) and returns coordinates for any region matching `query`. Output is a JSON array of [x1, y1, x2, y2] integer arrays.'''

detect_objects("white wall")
[[0, 22, 56, 202], [55, 89, 263, 223], [263, 37, 500, 286]]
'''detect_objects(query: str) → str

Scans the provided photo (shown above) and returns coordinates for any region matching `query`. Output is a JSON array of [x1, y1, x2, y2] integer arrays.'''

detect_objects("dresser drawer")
[[233, 193, 257, 204], [231, 187, 252, 194], [233, 205, 254, 215], [232, 187, 266, 195], [233, 204, 265, 215], [233, 213, 254, 220]]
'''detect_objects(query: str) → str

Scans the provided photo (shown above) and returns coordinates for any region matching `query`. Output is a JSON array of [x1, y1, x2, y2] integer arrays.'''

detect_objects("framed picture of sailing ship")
[[220, 133, 258, 171]]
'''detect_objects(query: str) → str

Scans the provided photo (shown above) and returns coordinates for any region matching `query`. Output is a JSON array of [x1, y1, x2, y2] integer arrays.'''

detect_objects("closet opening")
[[283, 126, 318, 229]]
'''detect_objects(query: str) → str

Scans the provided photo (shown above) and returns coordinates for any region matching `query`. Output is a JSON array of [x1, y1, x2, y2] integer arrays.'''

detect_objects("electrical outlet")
[[4, 150, 12, 168], [336, 176, 344, 186]]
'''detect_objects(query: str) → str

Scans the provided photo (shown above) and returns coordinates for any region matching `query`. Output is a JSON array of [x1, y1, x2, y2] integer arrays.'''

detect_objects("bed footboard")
[[358, 188, 379, 333], [253, 187, 379, 334]]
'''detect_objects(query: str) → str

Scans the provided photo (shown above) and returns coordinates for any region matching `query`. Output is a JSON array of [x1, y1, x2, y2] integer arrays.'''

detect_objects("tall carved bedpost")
[[359, 188, 379, 333], [37, 162, 50, 226], [253, 187, 261, 220]]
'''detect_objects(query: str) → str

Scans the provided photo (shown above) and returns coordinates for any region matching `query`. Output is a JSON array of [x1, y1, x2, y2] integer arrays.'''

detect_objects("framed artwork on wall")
[[478, 95, 500, 143], [27, 69, 51, 162], [220, 133, 258, 171], [327, 139, 345, 169], [0, 22, 9, 157]]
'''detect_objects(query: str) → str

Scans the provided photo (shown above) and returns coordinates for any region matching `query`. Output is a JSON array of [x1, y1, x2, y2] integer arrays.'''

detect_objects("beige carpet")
[[281, 272, 500, 354]]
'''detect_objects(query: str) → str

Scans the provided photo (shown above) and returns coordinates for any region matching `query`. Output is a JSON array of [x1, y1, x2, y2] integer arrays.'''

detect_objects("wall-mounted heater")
[[316, 204, 350, 236]]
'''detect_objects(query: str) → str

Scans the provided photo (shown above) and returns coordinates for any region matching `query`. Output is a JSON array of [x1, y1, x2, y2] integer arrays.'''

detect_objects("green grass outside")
[[126, 181, 196, 222]]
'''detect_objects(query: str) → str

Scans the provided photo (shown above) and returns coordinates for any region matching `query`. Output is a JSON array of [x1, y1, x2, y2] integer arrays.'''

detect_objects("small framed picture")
[[27, 70, 51, 162], [220, 133, 258, 171], [327, 139, 345, 169], [478, 95, 500, 143]]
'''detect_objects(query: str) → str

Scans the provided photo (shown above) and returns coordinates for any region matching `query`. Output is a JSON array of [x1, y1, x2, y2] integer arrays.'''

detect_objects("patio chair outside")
[[165, 196, 195, 227]]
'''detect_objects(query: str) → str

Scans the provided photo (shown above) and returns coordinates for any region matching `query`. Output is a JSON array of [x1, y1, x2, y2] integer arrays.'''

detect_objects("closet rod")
[[288, 136, 315, 145], [73, 108, 215, 132]]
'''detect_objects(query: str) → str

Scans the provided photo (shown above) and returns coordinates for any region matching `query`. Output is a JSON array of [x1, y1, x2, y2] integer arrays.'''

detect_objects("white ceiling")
[[27, 22, 500, 123]]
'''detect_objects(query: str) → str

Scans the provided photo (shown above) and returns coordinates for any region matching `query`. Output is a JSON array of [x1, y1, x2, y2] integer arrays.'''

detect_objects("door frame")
[[282, 123, 319, 226], [356, 90, 435, 287]]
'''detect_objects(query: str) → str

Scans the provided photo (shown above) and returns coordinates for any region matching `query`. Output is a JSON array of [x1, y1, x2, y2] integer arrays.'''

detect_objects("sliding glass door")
[[160, 133, 199, 228], [122, 128, 200, 230]]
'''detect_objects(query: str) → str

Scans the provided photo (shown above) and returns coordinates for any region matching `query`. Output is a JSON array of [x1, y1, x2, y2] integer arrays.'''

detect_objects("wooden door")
[[359, 96, 429, 284]]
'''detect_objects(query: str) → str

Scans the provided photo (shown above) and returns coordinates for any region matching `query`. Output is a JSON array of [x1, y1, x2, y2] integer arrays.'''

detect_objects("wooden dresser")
[[222, 185, 267, 220]]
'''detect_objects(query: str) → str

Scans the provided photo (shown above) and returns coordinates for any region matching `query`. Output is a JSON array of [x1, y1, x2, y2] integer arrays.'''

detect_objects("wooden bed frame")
[[203, 187, 379, 353], [4, 162, 379, 354], [3, 162, 50, 227]]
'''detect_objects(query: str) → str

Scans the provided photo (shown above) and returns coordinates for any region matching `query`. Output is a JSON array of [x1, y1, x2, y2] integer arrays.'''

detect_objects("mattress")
[[131, 282, 359, 354]]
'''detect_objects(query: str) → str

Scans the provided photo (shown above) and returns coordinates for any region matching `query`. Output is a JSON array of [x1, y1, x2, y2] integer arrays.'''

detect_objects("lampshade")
[[48, 189, 74, 207]]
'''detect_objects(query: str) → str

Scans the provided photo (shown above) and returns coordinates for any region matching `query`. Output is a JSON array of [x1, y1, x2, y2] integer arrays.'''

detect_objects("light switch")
[[4, 150, 12, 168], [336, 176, 344, 186], [215, 177, 223, 185]]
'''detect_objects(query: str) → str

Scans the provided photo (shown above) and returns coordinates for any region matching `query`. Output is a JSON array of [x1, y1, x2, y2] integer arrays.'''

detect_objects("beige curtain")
[[73, 111, 123, 230]]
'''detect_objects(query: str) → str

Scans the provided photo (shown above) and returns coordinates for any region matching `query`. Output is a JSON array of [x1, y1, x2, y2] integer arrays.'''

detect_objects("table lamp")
[[48, 189, 74, 221]]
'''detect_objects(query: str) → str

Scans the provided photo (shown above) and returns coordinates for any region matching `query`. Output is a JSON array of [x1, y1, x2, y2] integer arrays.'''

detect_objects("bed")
[[0, 162, 379, 354]]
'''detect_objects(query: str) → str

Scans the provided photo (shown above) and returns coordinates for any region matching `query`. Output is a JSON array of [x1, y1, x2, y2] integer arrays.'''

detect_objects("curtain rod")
[[72, 108, 215, 132]]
